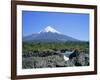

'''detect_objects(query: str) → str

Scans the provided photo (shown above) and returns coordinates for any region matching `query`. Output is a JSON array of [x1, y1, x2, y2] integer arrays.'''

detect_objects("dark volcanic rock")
[[22, 49, 89, 69], [34, 60, 47, 68], [22, 57, 34, 69], [67, 51, 89, 66], [55, 61, 67, 67], [69, 49, 79, 59], [76, 53, 89, 66], [65, 57, 76, 66]]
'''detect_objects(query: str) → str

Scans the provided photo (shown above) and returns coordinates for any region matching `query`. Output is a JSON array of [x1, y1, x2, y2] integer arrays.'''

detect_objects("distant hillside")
[[23, 26, 79, 42]]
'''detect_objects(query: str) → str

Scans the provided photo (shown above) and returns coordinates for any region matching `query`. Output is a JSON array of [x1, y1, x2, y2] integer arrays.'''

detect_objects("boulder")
[[55, 61, 66, 67], [76, 53, 89, 66], [22, 57, 34, 69], [34, 60, 47, 68], [69, 49, 79, 59]]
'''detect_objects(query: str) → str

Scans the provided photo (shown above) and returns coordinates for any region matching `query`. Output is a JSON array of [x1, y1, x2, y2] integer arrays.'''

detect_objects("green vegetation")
[[22, 41, 89, 69], [23, 41, 89, 53]]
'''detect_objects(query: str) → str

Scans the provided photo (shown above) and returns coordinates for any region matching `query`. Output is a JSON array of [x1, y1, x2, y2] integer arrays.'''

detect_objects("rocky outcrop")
[[22, 49, 89, 69], [68, 50, 89, 66], [76, 53, 89, 66], [69, 49, 79, 59], [22, 50, 61, 58]]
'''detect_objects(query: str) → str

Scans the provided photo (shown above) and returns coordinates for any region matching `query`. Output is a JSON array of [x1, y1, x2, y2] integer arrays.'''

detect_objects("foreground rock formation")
[[22, 49, 89, 69]]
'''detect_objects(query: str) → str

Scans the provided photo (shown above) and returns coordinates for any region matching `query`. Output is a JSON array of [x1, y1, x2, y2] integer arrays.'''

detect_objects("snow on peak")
[[39, 26, 61, 34]]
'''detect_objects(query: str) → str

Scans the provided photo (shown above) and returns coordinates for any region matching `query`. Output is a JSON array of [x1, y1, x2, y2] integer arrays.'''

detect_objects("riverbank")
[[22, 49, 89, 69]]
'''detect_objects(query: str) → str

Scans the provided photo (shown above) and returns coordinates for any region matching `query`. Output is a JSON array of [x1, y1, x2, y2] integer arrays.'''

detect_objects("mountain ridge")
[[23, 26, 79, 42]]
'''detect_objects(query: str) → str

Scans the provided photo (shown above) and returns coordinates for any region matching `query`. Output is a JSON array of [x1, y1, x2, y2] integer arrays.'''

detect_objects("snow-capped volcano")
[[23, 26, 79, 42], [39, 26, 60, 34]]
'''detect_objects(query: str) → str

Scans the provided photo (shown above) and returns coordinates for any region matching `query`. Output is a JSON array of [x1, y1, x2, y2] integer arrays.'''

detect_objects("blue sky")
[[22, 11, 89, 41]]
